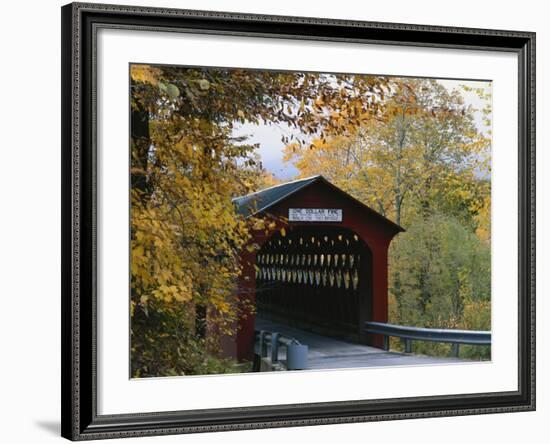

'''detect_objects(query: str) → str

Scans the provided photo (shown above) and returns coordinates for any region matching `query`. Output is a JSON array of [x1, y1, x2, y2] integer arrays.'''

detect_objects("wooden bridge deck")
[[255, 317, 468, 370]]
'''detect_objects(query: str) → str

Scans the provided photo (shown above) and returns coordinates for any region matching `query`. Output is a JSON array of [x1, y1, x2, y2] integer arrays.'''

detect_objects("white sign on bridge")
[[288, 208, 342, 222]]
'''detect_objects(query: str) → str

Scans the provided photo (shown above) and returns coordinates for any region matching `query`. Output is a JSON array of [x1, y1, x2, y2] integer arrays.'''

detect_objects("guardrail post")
[[383, 335, 389, 351], [270, 332, 280, 363], [403, 338, 412, 353], [451, 343, 460, 357], [259, 331, 268, 358]]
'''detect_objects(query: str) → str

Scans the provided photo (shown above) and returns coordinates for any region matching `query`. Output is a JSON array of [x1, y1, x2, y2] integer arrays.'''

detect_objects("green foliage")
[[388, 213, 491, 359], [131, 298, 239, 377]]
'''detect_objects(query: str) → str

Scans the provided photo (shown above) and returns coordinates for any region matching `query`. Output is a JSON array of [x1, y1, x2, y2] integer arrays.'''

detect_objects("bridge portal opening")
[[228, 175, 404, 361], [255, 226, 373, 343]]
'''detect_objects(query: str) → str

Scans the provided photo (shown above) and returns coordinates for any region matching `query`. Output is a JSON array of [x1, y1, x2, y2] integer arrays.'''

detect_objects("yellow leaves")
[[216, 300, 232, 314], [245, 243, 260, 253], [258, 171, 280, 189], [129, 136, 254, 330], [280, 227, 286, 237], [198, 79, 210, 91], [474, 195, 491, 243], [251, 218, 266, 231], [132, 244, 144, 260], [130, 64, 161, 86], [282, 142, 301, 162], [152, 284, 192, 303]]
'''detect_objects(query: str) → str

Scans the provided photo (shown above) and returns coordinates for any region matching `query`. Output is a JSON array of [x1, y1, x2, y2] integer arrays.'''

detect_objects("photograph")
[[129, 64, 493, 378]]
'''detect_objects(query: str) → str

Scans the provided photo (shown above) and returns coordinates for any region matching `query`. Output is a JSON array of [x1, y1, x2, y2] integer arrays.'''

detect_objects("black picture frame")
[[61, 2, 536, 440]]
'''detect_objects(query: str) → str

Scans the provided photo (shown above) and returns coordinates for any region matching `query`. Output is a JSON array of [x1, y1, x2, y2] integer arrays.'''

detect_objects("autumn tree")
[[129, 65, 391, 376], [284, 78, 491, 228]]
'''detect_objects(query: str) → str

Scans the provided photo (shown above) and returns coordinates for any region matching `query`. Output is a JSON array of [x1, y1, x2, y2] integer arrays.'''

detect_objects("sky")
[[233, 78, 492, 181]]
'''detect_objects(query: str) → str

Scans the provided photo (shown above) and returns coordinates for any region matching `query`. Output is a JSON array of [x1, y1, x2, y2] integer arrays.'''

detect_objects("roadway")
[[255, 317, 468, 370]]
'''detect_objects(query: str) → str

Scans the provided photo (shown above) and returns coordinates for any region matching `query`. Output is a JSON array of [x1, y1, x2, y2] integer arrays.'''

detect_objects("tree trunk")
[[195, 304, 207, 339], [131, 105, 152, 199]]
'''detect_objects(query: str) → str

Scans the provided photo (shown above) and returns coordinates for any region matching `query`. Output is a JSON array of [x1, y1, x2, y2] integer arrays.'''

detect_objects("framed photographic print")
[[61, 2, 535, 440]]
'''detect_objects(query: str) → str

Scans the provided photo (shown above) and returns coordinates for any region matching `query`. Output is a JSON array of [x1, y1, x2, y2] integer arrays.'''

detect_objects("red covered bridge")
[[222, 175, 404, 361]]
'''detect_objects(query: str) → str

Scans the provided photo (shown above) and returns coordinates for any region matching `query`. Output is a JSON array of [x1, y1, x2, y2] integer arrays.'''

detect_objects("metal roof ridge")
[[232, 174, 322, 202]]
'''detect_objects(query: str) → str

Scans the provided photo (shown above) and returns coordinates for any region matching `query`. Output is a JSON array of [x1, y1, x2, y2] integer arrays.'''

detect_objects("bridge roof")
[[233, 175, 405, 233]]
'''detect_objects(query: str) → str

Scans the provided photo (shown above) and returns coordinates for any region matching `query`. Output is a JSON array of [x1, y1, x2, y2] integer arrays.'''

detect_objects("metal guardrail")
[[254, 330, 308, 370], [365, 321, 491, 357]]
